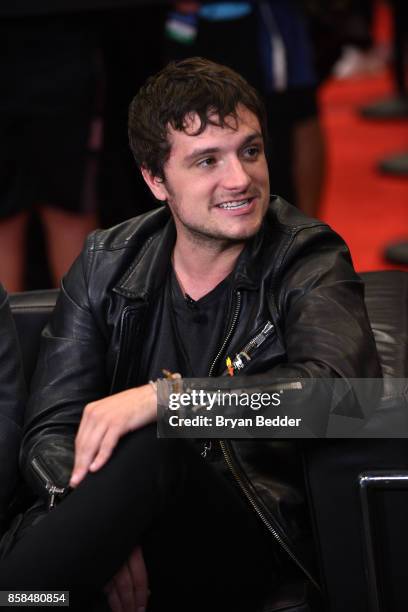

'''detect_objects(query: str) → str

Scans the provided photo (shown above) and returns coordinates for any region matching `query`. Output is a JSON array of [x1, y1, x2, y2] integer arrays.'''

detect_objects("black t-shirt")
[[142, 265, 234, 469], [144, 266, 231, 382]]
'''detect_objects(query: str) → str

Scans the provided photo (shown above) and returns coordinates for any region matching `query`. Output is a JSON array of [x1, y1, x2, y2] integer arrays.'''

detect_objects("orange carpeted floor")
[[318, 5, 408, 272], [320, 72, 408, 272]]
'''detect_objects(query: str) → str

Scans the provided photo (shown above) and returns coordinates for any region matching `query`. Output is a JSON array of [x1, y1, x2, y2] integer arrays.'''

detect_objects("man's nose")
[[222, 157, 251, 191]]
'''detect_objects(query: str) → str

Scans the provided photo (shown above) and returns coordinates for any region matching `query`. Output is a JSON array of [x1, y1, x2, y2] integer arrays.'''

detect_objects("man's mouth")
[[216, 197, 254, 210]]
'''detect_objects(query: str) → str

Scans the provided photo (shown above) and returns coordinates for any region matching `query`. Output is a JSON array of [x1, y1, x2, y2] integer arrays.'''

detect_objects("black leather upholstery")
[[9, 289, 58, 386], [362, 270, 408, 381]]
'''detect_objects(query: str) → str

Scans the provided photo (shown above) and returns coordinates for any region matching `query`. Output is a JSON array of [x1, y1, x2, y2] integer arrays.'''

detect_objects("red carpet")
[[319, 6, 408, 272]]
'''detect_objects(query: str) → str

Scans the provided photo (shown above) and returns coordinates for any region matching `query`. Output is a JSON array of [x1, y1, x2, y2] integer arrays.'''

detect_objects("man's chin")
[[179, 217, 264, 246], [219, 221, 264, 243], [226, 218, 264, 242]]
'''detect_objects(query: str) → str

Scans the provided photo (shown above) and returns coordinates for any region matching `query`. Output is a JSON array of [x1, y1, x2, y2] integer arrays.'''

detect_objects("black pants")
[[0, 426, 279, 611]]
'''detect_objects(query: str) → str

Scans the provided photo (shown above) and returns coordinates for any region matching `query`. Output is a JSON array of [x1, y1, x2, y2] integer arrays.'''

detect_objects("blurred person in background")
[[360, 0, 408, 121], [332, 0, 389, 79], [0, 13, 99, 293], [97, 5, 167, 228]]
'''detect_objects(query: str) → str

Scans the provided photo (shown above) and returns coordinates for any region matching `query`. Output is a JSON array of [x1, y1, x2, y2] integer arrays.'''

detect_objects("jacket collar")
[[114, 205, 273, 300], [114, 207, 175, 300]]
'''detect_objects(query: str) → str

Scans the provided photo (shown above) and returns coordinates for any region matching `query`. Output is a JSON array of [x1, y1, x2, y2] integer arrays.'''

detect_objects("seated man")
[[1, 58, 380, 611]]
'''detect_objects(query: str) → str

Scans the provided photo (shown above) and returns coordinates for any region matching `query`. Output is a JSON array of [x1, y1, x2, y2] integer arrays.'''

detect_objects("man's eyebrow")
[[183, 131, 263, 164], [184, 146, 220, 164], [240, 132, 263, 147]]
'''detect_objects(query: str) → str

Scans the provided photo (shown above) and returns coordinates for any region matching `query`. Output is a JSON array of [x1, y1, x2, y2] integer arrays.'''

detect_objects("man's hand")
[[105, 546, 149, 612], [70, 384, 156, 487]]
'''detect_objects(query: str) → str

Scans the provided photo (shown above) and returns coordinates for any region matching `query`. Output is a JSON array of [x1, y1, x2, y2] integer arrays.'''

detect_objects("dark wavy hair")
[[128, 57, 267, 180]]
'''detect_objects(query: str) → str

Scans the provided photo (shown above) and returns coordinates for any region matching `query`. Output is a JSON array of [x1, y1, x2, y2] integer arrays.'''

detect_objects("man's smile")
[[215, 196, 257, 214]]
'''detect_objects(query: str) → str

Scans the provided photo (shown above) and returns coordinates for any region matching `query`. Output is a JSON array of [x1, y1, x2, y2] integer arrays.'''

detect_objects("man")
[[3, 58, 380, 610]]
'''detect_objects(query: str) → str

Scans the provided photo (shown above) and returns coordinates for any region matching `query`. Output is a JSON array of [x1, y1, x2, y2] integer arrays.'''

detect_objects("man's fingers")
[[70, 436, 102, 486], [105, 547, 149, 612], [128, 547, 149, 610], [114, 561, 137, 612], [70, 413, 109, 486], [89, 429, 120, 472], [70, 385, 156, 486], [105, 582, 123, 612], [71, 425, 120, 486]]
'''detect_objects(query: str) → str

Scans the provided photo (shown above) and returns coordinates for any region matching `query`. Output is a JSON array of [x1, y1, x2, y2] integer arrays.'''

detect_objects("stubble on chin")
[[177, 214, 265, 251]]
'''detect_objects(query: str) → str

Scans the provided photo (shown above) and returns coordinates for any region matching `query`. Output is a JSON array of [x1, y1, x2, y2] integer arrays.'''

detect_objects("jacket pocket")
[[31, 456, 68, 510], [229, 320, 275, 374]]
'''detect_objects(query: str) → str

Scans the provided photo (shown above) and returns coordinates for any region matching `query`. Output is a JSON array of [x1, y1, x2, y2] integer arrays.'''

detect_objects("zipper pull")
[[32, 458, 67, 510], [47, 484, 66, 511], [232, 351, 251, 371], [201, 441, 212, 458], [230, 321, 275, 373]]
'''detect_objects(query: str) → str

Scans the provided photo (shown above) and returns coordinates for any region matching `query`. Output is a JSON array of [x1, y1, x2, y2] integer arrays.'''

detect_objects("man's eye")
[[197, 157, 216, 168], [243, 146, 260, 159]]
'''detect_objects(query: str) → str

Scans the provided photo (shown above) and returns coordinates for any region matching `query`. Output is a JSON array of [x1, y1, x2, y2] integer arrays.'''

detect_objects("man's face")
[[143, 105, 270, 247]]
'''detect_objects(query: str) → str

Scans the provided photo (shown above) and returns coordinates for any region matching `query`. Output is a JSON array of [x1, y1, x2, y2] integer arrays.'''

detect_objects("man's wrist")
[[143, 383, 158, 421], [148, 379, 158, 394]]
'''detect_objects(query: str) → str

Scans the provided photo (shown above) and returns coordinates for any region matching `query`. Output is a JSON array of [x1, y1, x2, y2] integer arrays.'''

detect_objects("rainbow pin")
[[226, 356, 234, 377]]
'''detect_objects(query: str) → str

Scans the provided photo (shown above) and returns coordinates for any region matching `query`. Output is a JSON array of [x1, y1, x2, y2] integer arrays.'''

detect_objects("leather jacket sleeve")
[[0, 284, 26, 532], [267, 223, 381, 379], [20, 238, 110, 501]]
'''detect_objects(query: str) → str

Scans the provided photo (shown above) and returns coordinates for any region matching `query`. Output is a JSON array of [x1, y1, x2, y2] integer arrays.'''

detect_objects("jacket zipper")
[[208, 290, 242, 378], [231, 320, 274, 372], [202, 291, 242, 459], [219, 440, 321, 592], [242, 320, 274, 353], [205, 294, 319, 590], [32, 457, 66, 511]]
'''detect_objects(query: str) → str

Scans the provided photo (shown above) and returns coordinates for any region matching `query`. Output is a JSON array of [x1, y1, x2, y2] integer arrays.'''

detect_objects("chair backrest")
[[361, 270, 408, 380], [303, 270, 408, 612], [9, 289, 59, 386]]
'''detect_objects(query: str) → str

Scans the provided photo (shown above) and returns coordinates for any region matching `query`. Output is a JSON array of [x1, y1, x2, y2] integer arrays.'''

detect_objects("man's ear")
[[140, 167, 168, 201]]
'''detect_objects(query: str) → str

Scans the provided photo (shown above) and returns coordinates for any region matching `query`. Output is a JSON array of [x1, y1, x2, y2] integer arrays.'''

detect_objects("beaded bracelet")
[[149, 371, 182, 395]]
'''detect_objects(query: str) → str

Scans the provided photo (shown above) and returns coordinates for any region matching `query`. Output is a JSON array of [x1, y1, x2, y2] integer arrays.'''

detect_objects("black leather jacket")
[[21, 197, 381, 584], [0, 284, 26, 535]]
